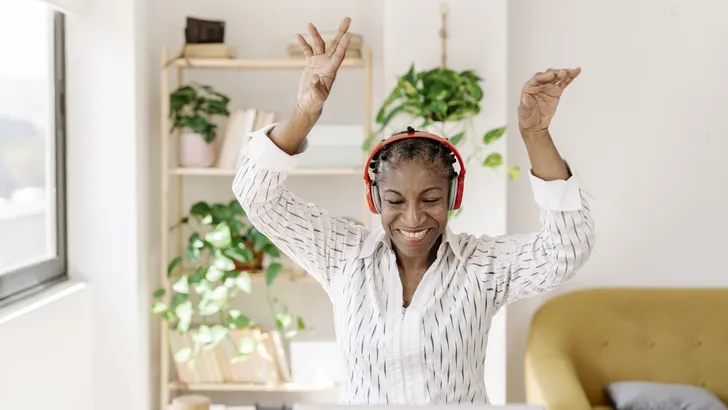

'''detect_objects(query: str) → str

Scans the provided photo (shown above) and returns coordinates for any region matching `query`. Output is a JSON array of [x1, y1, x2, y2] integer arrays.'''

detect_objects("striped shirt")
[[232, 124, 595, 405]]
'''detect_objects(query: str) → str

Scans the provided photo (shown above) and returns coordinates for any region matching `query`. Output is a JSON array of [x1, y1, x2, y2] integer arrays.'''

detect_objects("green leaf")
[[227, 200, 244, 216], [213, 255, 235, 272], [153, 288, 166, 299], [152, 301, 167, 314], [173, 348, 192, 363], [236, 272, 252, 293], [189, 201, 213, 221], [275, 312, 293, 330], [186, 233, 204, 261], [297, 316, 306, 330], [206, 266, 224, 282], [507, 165, 521, 180], [263, 244, 280, 258], [207, 325, 229, 349], [170, 292, 188, 310], [482, 127, 507, 145], [226, 246, 253, 263], [192, 325, 213, 345], [482, 153, 503, 168], [167, 256, 182, 276], [198, 297, 222, 316], [188, 268, 205, 285], [449, 131, 465, 146], [265, 263, 283, 286], [172, 276, 189, 294], [252, 233, 269, 252], [175, 300, 193, 326], [377, 104, 407, 131], [227, 310, 253, 328], [205, 222, 232, 248], [238, 337, 258, 355]]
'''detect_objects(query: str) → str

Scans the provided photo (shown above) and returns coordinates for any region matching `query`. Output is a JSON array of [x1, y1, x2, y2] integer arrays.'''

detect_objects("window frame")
[[0, 9, 68, 307]]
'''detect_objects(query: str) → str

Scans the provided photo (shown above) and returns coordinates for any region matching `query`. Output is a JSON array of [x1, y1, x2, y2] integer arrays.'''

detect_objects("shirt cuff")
[[242, 122, 309, 173], [529, 161, 590, 211]]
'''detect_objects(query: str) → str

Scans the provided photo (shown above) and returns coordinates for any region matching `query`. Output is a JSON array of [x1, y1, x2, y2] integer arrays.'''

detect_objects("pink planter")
[[179, 130, 217, 168]]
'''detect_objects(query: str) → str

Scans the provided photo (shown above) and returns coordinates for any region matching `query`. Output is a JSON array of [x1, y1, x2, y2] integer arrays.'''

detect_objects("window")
[[0, 1, 66, 305]]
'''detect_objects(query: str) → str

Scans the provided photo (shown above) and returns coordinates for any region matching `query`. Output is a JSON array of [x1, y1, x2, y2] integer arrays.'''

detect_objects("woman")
[[233, 17, 594, 405]]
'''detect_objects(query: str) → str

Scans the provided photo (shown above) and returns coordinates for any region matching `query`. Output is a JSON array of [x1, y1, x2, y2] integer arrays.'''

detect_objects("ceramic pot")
[[179, 130, 217, 167]]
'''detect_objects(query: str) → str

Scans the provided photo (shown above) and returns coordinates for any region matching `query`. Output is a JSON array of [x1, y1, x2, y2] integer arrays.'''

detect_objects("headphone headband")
[[363, 128, 467, 214]]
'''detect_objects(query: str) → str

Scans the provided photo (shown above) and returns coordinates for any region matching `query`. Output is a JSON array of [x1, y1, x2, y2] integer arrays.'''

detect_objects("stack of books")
[[217, 108, 275, 170]]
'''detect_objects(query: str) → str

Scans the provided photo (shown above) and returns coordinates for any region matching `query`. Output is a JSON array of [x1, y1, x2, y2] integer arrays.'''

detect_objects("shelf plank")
[[168, 57, 365, 70], [169, 167, 360, 176], [248, 272, 316, 284], [168, 381, 337, 392], [175, 268, 316, 284]]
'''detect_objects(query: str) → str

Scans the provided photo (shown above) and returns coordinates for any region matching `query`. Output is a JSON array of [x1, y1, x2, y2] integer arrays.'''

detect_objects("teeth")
[[400, 229, 428, 240]]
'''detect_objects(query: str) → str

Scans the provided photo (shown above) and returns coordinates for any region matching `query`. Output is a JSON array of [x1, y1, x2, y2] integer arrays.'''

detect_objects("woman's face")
[[377, 159, 450, 259]]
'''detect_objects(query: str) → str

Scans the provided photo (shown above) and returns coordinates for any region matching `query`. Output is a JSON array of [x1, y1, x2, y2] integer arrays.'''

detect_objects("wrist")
[[294, 101, 323, 122], [519, 126, 551, 141]]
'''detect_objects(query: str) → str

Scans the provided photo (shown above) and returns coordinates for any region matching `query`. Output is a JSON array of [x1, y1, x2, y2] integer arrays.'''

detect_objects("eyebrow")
[[383, 187, 444, 195]]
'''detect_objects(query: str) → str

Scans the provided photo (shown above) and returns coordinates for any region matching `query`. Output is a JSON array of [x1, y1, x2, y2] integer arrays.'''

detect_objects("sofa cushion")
[[606, 381, 727, 410]]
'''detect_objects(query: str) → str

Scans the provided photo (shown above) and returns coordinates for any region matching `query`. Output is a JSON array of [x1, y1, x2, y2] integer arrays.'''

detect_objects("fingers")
[[308, 22, 326, 55], [327, 17, 351, 58], [329, 32, 351, 71], [296, 34, 314, 58], [528, 68, 581, 87], [559, 67, 581, 89]]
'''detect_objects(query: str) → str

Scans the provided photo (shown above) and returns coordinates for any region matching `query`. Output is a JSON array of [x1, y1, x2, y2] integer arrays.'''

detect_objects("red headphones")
[[363, 128, 466, 214]]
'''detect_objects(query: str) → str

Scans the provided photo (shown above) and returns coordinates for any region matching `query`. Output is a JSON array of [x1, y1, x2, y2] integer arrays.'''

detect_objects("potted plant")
[[169, 83, 230, 167], [152, 199, 306, 368]]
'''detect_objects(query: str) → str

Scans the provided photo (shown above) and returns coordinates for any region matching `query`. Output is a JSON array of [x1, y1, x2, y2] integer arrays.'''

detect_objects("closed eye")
[[423, 198, 442, 203], [386, 200, 403, 205]]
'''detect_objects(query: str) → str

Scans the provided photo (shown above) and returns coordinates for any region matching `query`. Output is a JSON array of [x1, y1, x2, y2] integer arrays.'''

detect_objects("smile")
[[397, 228, 431, 244]]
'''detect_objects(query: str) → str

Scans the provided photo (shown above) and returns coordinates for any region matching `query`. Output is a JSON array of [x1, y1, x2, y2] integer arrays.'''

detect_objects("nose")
[[402, 202, 427, 227]]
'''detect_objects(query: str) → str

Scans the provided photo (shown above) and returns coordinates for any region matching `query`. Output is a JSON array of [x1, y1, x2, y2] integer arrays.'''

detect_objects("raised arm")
[[232, 18, 366, 290], [486, 68, 596, 310]]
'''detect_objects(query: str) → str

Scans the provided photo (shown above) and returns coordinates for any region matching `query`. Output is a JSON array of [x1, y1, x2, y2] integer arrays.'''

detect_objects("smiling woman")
[[232, 16, 595, 405]]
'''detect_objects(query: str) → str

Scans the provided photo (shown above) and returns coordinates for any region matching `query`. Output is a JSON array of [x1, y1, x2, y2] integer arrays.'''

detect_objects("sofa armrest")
[[525, 354, 592, 410]]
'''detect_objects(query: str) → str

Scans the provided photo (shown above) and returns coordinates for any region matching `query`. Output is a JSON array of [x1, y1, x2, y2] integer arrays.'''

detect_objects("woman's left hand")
[[518, 68, 581, 139]]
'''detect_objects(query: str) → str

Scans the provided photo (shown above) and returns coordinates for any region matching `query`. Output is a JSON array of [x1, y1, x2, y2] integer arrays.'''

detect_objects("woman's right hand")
[[295, 17, 352, 116]]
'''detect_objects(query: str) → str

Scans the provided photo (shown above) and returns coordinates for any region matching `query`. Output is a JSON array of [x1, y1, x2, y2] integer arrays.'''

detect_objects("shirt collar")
[[354, 225, 464, 262]]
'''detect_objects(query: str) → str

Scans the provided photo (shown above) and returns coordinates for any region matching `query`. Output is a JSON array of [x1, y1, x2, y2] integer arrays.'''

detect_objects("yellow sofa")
[[524, 288, 728, 410]]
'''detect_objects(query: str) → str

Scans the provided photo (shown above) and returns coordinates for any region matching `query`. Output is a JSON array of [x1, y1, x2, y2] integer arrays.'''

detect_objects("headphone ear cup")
[[448, 179, 458, 211], [371, 184, 382, 214]]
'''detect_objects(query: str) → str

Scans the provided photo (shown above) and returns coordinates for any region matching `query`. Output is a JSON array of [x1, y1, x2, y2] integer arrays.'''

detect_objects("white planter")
[[179, 130, 217, 168]]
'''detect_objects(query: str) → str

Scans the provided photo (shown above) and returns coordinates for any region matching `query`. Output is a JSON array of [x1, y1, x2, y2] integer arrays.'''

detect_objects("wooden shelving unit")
[[158, 46, 372, 409]]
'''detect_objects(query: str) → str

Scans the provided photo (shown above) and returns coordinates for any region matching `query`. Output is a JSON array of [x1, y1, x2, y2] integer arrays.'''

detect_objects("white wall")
[[506, 0, 728, 402], [0, 284, 91, 410], [65, 0, 153, 407]]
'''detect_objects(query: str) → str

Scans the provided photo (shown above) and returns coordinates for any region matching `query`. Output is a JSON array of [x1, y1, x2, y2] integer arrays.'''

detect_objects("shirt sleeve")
[[483, 163, 595, 311], [231, 124, 368, 291]]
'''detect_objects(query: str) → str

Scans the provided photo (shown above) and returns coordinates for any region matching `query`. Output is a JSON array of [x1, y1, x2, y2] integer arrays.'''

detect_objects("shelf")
[[175, 268, 317, 284], [167, 56, 366, 70], [249, 272, 316, 284], [169, 167, 360, 177], [168, 381, 337, 392]]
